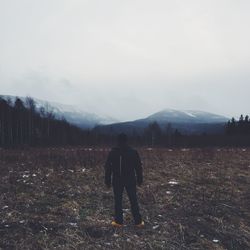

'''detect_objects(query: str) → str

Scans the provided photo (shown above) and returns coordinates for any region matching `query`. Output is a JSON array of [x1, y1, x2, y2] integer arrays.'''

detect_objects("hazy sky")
[[1, 0, 250, 121]]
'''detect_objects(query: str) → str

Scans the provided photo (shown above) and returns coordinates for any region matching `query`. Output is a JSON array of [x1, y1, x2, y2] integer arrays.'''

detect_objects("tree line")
[[139, 117, 250, 147], [0, 96, 249, 148], [225, 115, 250, 135], [0, 97, 92, 147], [117, 116, 250, 147]]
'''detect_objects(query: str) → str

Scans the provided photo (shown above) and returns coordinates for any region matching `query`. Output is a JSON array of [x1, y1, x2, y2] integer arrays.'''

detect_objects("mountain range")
[[0, 95, 117, 129], [1, 95, 229, 134], [94, 109, 229, 135]]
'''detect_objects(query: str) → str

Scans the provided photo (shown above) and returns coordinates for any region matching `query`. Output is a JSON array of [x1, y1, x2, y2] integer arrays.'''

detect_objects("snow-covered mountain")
[[146, 109, 228, 124], [1, 95, 230, 133], [95, 109, 229, 135], [0, 95, 117, 129]]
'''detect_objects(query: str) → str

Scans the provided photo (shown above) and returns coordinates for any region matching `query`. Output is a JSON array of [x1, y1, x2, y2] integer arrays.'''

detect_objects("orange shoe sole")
[[135, 221, 145, 228], [111, 221, 123, 227]]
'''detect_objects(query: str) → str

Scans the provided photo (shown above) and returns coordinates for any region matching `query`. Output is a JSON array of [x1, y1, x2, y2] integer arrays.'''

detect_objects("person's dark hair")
[[117, 133, 128, 146]]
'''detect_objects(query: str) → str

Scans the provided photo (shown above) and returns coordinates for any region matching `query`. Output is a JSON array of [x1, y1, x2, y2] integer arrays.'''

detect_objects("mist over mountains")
[[95, 109, 229, 135], [1, 95, 229, 134], [0, 95, 117, 129]]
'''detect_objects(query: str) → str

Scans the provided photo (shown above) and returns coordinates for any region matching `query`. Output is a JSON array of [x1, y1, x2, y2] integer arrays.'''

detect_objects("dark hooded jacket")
[[104, 146, 143, 186]]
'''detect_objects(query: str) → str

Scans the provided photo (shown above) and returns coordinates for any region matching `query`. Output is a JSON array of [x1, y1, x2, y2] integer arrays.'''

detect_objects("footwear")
[[135, 220, 145, 228], [111, 221, 123, 227]]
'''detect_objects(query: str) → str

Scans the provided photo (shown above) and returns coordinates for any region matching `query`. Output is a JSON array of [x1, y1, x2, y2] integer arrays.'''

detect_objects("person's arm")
[[134, 150, 143, 186], [104, 151, 113, 187]]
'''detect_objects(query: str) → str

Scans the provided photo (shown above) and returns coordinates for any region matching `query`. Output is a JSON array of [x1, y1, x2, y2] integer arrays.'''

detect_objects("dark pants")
[[113, 183, 142, 224]]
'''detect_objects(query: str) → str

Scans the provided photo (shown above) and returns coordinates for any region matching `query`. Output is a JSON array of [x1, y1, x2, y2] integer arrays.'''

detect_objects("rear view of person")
[[104, 133, 144, 227]]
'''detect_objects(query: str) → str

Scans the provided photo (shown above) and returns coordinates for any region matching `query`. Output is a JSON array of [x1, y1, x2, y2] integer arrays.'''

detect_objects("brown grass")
[[0, 147, 249, 249]]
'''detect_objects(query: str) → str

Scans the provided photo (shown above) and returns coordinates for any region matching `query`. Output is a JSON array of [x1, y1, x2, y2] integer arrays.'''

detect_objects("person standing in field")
[[104, 133, 144, 227]]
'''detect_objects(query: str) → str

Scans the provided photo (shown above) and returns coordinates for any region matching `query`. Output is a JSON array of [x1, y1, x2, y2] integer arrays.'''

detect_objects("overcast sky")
[[0, 0, 250, 121]]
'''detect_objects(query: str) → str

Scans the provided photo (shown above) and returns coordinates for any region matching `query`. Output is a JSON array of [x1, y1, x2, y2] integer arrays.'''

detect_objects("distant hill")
[[0, 95, 117, 129], [146, 109, 228, 124], [1, 96, 229, 134], [95, 109, 229, 135]]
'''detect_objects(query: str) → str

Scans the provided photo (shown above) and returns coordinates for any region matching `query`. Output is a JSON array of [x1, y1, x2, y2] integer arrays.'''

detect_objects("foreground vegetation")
[[0, 147, 249, 249]]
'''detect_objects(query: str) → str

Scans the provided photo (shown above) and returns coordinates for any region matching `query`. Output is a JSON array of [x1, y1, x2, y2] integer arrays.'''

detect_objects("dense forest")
[[0, 96, 249, 148], [0, 97, 92, 147], [225, 115, 250, 135]]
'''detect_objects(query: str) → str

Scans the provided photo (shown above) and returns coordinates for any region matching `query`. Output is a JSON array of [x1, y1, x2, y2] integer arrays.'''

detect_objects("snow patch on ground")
[[168, 180, 179, 185]]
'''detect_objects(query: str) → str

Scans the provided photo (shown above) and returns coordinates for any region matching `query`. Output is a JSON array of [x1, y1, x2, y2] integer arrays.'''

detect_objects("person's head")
[[117, 133, 128, 147]]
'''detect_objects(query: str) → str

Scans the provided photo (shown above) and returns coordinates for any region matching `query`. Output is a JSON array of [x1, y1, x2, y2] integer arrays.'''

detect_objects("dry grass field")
[[0, 147, 249, 250]]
